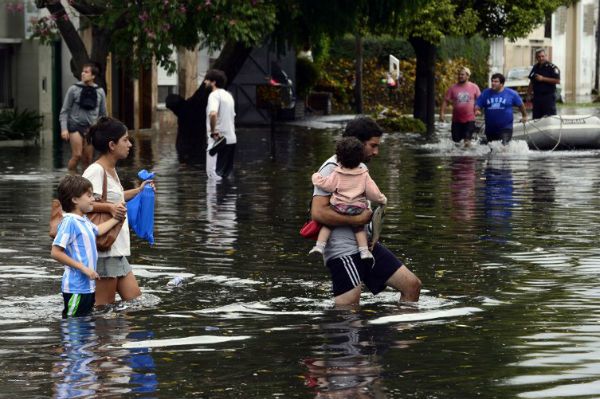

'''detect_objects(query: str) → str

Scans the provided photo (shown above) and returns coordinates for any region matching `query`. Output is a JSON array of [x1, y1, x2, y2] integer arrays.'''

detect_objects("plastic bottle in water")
[[167, 276, 185, 287]]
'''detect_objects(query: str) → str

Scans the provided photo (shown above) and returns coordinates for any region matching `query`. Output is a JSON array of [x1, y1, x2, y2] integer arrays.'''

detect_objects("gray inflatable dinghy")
[[512, 115, 600, 150]]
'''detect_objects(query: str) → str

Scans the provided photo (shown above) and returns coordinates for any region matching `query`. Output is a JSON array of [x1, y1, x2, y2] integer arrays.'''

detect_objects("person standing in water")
[[527, 48, 560, 119], [475, 73, 527, 145], [204, 69, 236, 181], [440, 67, 481, 147], [59, 63, 107, 172]]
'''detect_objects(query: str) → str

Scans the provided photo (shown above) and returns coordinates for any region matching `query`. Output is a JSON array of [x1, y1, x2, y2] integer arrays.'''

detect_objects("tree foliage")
[[35, 0, 278, 76]]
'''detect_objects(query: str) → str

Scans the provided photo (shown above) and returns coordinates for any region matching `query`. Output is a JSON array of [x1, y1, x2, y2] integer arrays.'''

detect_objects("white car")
[[505, 66, 563, 102], [504, 66, 532, 100]]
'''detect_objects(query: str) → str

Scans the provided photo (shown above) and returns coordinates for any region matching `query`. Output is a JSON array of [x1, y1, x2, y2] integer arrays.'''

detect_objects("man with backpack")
[[59, 63, 107, 171]]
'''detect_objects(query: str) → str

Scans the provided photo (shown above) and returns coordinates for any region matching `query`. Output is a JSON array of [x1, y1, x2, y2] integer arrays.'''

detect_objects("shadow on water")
[[3, 122, 600, 397]]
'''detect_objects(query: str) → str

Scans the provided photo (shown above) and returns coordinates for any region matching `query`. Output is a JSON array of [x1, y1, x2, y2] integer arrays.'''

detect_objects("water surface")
[[1, 121, 600, 398]]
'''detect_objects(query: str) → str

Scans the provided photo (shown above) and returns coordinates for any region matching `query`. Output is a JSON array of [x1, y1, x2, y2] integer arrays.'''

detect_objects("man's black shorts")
[[485, 128, 513, 145], [62, 292, 95, 318], [325, 243, 403, 297], [451, 121, 477, 143], [532, 94, 557, 119]]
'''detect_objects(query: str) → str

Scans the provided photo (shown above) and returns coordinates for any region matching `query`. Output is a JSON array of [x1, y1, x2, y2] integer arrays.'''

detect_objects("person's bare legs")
[[117, 271, 142, 301], [334, 285, 362, 306], [385, 265, 421, 302], [95, 278, 118, 306], [355, 230, 368, 248], [67, 132, 84, 171], [81, 142, 94, 170]]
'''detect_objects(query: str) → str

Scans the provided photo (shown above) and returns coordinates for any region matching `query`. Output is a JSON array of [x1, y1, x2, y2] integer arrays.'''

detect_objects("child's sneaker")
[[309, 246, 324, 256], [359, 247, 373, 259]]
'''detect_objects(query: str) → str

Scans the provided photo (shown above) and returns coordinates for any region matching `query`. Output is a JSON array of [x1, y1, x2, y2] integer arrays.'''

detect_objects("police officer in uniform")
[[527, 48, 560, 119]]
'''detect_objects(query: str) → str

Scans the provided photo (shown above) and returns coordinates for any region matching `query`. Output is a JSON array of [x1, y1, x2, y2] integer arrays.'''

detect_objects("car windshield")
[[507, 68, 531, 80]]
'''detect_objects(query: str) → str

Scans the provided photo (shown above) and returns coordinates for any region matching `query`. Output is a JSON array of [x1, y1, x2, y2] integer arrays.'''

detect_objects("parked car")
[[505, 66, 532, 100], [505, 66, 563, 103]]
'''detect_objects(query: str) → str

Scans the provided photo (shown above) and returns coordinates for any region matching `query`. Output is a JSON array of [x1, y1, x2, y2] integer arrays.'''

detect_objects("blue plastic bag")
[[127, 169, 155, 245]]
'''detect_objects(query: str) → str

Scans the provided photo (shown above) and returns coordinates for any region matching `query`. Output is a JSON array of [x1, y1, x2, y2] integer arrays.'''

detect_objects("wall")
[[553, 1, 598, 102]]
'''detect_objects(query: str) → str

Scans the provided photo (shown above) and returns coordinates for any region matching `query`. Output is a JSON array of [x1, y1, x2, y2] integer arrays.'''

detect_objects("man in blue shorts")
[[311, 117, 422, 306], [475, 73, 527, 145]]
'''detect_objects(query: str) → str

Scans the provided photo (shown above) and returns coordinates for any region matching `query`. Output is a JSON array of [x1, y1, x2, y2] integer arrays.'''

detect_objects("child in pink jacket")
[[311, 137, 387, 259]]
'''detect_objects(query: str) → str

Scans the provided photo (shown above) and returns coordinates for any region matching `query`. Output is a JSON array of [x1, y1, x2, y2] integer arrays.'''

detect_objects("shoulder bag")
[[50, 168, 125, 251]]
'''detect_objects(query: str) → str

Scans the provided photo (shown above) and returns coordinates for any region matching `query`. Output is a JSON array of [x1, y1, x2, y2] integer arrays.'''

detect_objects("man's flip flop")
[[369, 205, 385, 250]]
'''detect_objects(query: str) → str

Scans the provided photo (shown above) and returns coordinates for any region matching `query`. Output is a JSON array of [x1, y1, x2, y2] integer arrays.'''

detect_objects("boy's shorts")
[[62, 292, 95, 318], [325, 243, 403, 297]]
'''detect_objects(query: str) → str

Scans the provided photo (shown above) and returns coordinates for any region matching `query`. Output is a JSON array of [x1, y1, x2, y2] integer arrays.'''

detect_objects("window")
[[544, 16, 552, 39], [157, 50, 178, 108], [0, 47, 12, 108]]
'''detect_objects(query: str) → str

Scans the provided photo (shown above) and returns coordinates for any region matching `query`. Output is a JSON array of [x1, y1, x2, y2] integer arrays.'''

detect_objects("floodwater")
[[1, 118, 600, 398]]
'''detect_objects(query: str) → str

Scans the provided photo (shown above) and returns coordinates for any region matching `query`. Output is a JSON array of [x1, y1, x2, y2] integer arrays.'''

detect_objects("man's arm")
[[311, 195, 371, 227], [518, 104, 527, 122], [59, 87, 75, 139], [534, 75, 560, 85], [209, 111, 218, 135], [98, 89, 107, 117]]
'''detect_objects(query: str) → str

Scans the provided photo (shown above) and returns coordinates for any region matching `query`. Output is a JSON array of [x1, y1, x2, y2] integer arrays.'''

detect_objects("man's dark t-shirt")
[[529, 62, 560, 96]]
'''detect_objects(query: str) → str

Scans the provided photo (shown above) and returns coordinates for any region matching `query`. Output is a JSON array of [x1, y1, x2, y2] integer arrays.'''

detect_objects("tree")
[[34, 0, 277, 162], [273, 1, 420, 116], [399, 0, 570, 135]]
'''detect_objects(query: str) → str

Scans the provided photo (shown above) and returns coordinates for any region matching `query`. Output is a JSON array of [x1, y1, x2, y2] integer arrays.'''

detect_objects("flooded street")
[[2, 119, 600, 398]]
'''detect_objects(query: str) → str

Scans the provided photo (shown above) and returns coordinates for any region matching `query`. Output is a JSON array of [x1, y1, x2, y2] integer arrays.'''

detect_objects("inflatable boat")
[[511, 115, 600, 150]]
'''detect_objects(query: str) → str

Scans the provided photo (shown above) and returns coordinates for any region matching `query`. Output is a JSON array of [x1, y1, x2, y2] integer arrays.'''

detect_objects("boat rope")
[[522, 115, 564, 152]]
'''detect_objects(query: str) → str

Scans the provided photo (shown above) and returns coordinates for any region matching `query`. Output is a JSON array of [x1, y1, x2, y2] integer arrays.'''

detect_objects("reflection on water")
[[52, 316, 157, 398], [305, 312, 383, 398], [205, 179, 237, 250], [3, 125, 600, 397], [450, 157, 476, 222], [304, 313, 381, 398], [482, 159, 514, 244]]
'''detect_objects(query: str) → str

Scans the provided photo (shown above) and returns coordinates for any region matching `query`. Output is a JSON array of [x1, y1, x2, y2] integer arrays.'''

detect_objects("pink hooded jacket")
[[312, 166, 387, 208]]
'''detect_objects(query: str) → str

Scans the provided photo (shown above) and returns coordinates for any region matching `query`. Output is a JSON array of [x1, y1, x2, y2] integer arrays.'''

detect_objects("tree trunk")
[[90, 26, 110, 91], [409, 36, 437, 135], [36, 1, 90, 77], [354, 33, 364, 114], [177, 46, 199, 99], [166, 41, 254, 164], [36, 1, 109, 90]]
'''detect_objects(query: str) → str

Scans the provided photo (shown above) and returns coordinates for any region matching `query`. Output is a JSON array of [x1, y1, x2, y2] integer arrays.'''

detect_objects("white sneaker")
[[359, 249, 373, 259], [309, 246, 324, 256]]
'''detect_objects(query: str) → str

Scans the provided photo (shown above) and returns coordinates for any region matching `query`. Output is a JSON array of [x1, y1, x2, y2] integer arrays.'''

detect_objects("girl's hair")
[[336, 136, 365, 169], [88, 116, 128, 153], [57, 175, 92, 212]]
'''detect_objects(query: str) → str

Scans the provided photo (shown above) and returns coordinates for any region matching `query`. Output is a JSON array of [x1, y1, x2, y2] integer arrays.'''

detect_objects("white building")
[[489, 0, 598, 102]]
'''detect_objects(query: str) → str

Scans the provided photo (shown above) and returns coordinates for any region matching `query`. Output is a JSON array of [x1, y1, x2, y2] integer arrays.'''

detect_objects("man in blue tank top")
[[475, 73, 528, 145]]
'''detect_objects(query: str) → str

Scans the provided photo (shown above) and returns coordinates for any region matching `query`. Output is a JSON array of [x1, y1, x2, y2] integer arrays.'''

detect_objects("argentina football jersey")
[[52, 214, 99, 294]]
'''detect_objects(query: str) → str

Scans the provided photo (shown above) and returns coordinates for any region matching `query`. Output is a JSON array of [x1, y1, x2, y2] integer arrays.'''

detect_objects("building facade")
[[489, 0, 599, 102]]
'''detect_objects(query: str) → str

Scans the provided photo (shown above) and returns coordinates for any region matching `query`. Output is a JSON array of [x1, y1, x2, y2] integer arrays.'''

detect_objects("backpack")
[[77, 84, 98, 110]]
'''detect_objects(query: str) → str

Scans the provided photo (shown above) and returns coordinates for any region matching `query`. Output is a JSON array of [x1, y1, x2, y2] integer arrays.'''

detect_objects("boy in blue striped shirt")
[[51, 175, 121, 318]]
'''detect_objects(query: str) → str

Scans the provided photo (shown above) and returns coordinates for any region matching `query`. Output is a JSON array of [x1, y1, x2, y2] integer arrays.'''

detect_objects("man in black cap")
[[527, 49, 561, 119]]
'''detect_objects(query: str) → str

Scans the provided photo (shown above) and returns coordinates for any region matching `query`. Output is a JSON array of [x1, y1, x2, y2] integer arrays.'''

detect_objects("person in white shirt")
[[204, 69, 236, 181], [83, 117, 153, 307]]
